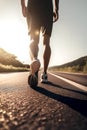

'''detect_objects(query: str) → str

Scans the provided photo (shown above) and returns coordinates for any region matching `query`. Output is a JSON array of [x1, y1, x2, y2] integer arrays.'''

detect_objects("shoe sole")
[[28, 74, 38, 87], [28, 60, 40, 87], [30, 60, 40, 74]]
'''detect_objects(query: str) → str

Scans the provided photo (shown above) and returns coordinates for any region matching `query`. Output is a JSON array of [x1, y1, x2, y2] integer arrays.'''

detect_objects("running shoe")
[[41, 72, 48, 83], [28, 59, 40, 87]]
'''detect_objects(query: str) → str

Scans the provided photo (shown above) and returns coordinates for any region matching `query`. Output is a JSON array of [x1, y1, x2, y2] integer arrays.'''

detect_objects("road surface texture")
[[0, 72, 87, 130]]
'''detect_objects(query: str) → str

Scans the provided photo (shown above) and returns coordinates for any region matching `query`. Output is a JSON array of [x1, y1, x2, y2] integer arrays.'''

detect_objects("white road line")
[[49, 72, 87, 92]]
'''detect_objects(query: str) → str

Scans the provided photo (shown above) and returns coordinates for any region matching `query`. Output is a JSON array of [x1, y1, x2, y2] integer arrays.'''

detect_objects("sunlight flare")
[[0, 19, 31, 63]]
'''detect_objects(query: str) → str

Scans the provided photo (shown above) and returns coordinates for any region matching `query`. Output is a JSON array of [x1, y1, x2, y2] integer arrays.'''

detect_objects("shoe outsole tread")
[[28, 59, 40, 87], [28, 74, 38, 87]]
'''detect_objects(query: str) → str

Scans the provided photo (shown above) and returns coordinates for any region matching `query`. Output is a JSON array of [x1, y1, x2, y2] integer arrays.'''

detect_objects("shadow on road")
[[32, 85, 87, 118], [46, 81, 87, 96]]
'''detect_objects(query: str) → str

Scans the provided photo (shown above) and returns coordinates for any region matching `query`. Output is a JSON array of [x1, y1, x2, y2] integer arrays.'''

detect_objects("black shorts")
[[27, 0, 53, 37]]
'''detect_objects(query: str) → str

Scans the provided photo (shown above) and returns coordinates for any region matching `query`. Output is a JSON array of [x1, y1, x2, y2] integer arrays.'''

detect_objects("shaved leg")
[[29, 33, 40, 61], [43, 35, 51, 73]]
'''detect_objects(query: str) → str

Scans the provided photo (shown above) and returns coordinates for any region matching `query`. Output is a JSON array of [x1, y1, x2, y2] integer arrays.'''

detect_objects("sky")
[[0, 0, 87, 66]]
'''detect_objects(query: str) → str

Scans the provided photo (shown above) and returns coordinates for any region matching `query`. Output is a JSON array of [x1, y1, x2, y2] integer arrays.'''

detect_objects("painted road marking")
[[49, 72, 87, 92]]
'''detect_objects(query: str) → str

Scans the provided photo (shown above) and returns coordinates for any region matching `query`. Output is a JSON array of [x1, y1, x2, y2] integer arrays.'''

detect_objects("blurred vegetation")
[[49, 56, 87, 73], [0, 48, 29, 72], [0, 63, 29, 72], [0, 48, 24, 67]]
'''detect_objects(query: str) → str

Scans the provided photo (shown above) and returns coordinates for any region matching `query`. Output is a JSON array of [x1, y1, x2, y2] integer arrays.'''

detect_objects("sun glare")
[[0, 19, 31, 64]]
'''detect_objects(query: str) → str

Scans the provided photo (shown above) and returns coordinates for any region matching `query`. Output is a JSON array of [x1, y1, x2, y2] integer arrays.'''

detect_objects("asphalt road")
[[0, 72, 87, 130], [50, 71, 87, 86]]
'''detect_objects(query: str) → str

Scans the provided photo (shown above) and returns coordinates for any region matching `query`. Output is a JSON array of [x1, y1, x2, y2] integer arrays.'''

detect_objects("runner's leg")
[[43, 35, 51, 73], [29, 33, 40, 61]]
